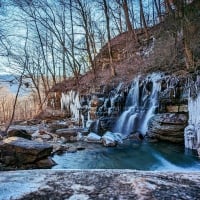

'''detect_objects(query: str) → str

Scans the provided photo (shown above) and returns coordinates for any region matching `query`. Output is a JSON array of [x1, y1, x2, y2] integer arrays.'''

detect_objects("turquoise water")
[[52, 140, 200, 171]]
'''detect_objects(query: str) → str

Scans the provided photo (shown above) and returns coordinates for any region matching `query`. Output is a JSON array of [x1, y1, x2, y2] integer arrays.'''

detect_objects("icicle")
[[185, 76, 200, 149], [60, 90, 81, 121], [81, 114, 85, 128]]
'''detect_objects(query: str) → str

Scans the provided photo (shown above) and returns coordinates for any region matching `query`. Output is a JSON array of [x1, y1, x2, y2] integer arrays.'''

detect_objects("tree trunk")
[[184, 33, 194, 69], [154, 0, 162, 22], [122, 0, 132, 33], [139, 0, 150, 41], [103, 0, 116, 77]]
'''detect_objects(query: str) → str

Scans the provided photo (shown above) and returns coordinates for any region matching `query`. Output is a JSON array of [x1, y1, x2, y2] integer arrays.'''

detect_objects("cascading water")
[[113, 73, 161, 137], [113, 77, 139, 135]]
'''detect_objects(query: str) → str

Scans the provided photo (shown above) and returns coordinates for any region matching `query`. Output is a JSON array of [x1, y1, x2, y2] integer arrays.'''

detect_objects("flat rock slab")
[[0, 137, 52, 164], [55, 128, 80, 137], [0, 170, 200, 200]]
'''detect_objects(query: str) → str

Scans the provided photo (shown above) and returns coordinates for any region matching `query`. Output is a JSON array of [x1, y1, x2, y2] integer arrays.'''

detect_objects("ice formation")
[[184, 74, 200, 149], [185, 92, 200, 149], [61, 90, 81, 121]]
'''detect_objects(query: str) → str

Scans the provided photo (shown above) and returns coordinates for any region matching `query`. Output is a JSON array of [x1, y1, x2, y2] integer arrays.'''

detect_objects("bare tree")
[[102, 0, 116, 77], [139, 0, 150, 41], [5, 24, 29, 132], [74, 0, 98, 76]]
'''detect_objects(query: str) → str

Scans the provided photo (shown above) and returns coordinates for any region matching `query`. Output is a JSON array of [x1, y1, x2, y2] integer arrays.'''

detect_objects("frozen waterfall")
[[113, 73, 161, 137], [184, 91, 200, 150], [61, 91, 81, 121]]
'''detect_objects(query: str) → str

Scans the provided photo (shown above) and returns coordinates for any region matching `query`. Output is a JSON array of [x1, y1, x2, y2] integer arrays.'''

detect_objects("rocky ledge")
[[0, 137, 54, 169], [0, 169, 200, 200], [147, 113, 187, 143]]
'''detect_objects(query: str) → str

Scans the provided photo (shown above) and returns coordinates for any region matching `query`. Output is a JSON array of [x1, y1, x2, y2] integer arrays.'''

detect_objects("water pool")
[[52, 140, 200, 171]]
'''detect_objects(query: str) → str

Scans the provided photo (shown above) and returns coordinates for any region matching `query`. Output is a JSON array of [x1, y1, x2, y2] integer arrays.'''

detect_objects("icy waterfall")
[[113, 73, 161, 137]]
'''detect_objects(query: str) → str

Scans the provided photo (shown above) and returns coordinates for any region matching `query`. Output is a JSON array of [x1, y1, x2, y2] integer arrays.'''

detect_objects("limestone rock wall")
[[148, 113, 187, 143], [48, 72, 199, 147], [147, 73, 189, 143]]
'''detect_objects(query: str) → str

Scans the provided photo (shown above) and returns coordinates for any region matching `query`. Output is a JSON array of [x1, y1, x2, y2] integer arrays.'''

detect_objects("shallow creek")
[[52, 140, 200, 170]]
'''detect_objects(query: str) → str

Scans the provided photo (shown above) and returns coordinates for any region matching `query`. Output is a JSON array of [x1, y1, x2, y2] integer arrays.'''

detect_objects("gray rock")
[[147, 113, 188, 143], [86, 132, 102, 143], [0, 170, 200, 200], [102, 131, 123, 147], [55, 128, 78, 137], [0, 137, 53, 166], [35, 157, 56, 168], [7, 129, 32, 140], [55, 128, 83, 142], [48, 121, 69, 132]]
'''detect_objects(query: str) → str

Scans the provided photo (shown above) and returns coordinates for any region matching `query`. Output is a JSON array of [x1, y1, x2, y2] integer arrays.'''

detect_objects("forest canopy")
[[0, 0, 184, 80]]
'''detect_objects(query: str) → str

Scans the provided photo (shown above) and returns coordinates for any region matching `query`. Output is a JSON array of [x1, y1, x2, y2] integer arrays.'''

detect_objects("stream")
[[52, 140, 200, 171]]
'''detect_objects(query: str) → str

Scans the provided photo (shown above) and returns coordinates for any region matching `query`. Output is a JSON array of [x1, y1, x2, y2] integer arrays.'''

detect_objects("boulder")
[[86, 132, 102, 143], [32, 130, 54, 141], [35, 157, 56, 169], [147, 113, 187, 143], [102, 131, 123, 147], [52, 144, 69, 155], [7, 129, 32, 140], [0, 137, 53, 167], [48, 121, 69, 132], [55, 128, 80, 142]]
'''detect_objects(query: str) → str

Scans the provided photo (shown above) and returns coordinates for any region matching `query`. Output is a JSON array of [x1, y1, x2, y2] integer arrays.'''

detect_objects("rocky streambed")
[[0, 169, 200, 200], [0, 119, 129, 170], [1, 120, 199, 171]]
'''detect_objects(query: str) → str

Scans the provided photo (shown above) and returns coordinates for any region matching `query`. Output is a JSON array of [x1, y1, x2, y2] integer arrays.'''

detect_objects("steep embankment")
[[52, 0, 200, 95]]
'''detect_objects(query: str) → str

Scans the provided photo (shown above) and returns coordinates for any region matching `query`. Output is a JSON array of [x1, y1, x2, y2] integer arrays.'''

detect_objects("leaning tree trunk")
[[5, 73, 24, 133]]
